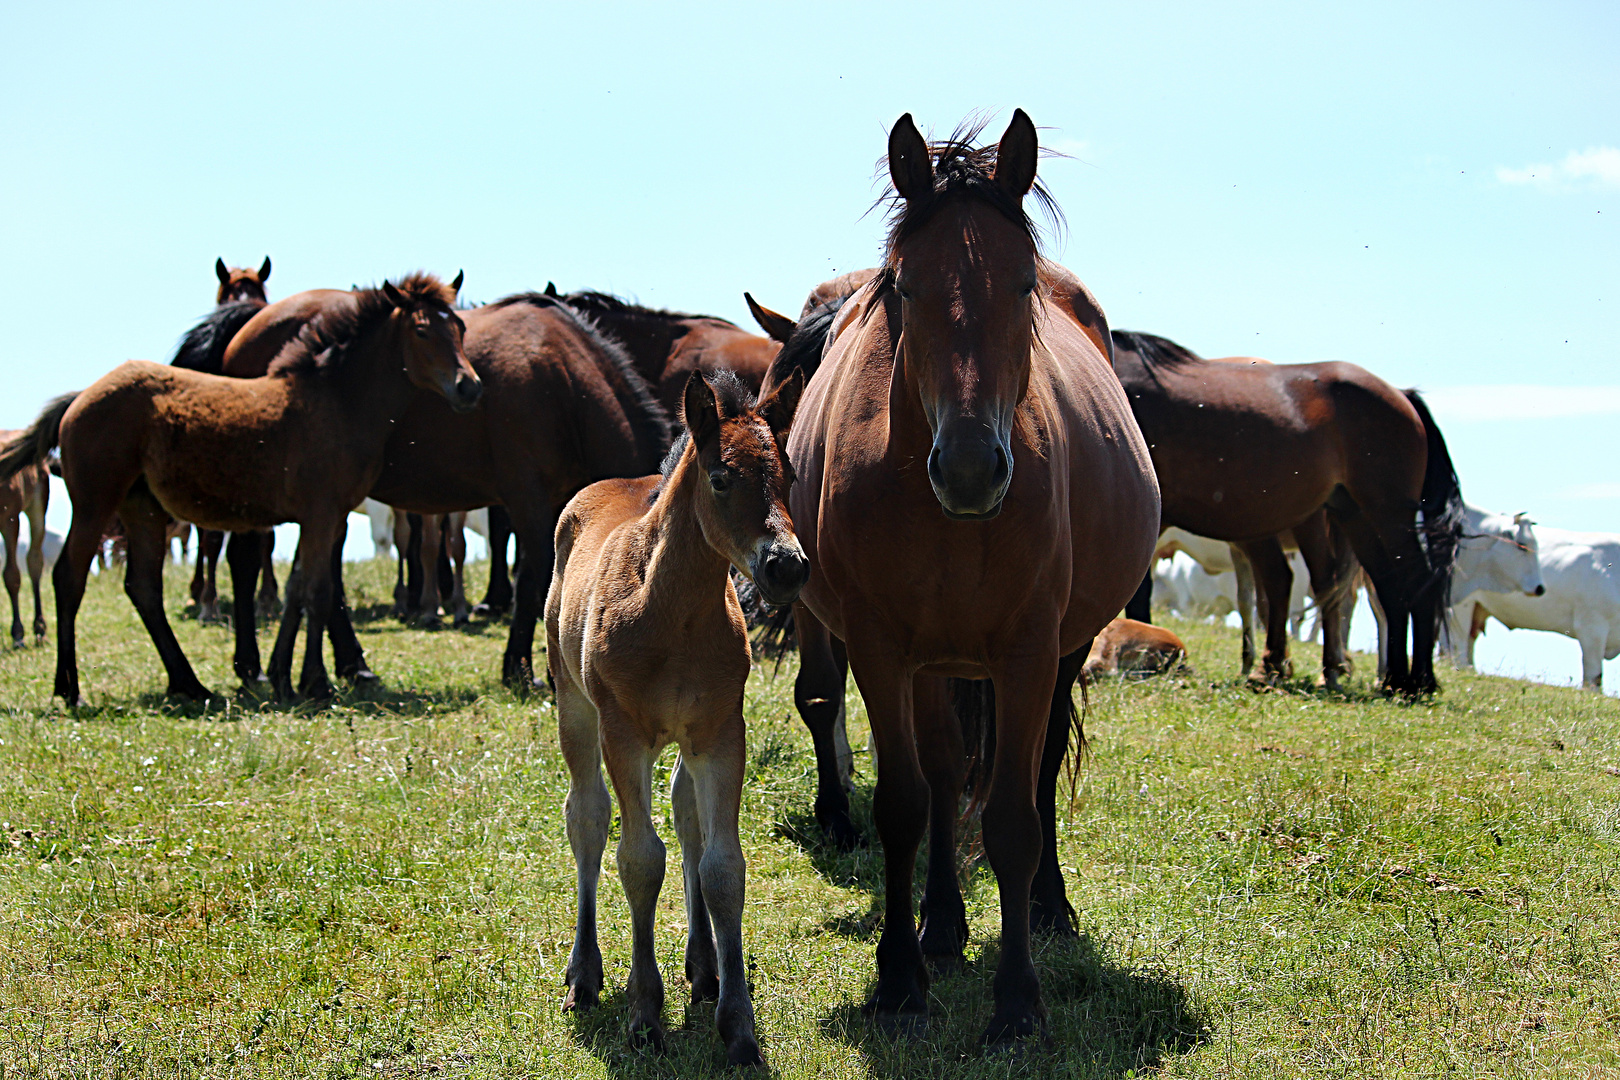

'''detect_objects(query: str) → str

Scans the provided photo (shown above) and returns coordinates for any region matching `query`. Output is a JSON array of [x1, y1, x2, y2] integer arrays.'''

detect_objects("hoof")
[[982, 1009, 1044, 1049], [167, 681, 214, 703], [562, 981, 599, 1013], [299, 677, 335, 701], [347, 667, 378, 684], [817, 808, 865, 851], [627, 1017, 666, 1053], [867, 1008, 928, 1038], [923, 948, 963, 976], [10, 636, 23, 650], [472, 601, 507, 618], [724, 1035, 765, 1069]]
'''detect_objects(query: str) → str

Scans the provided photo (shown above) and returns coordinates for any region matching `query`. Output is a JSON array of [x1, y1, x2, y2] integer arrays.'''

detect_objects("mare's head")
[[383, 270, 482, 412], [215, 257, 272, 305], [882, 110, 1051, 520], [674, 368, 808, 605]]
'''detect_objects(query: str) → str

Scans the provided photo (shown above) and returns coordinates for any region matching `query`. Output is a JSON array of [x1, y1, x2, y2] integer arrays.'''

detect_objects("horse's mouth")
[[942, 501, 1004, 522]]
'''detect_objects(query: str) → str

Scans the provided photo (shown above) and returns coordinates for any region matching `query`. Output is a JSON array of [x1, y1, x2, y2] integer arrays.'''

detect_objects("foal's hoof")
[[688, 973, 720, 1005]]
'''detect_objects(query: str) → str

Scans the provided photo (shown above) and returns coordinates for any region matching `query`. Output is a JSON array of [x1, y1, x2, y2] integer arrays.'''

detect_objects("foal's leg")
[[794, 603, 860, 848], [121, 490, 211, 701], [684, 720, 764, 1068], [1238, 537, 1294, 680], [225, 530, 265, 684], [267, 559, 303, 701], [1, 514, 21, 648], [915, 674, 968, 973], [1230, 545, 1258, 674], [603, 729, 667, 1049], [555, 676, 611, 1013], [324, 530, 373, 682], [670, 754, 718, 1003], [199, 528, 224, 623], [255, 529, 280, 618], [53, 496, 120, 705], [25, 491, 46, 643], [1031, 646, 1088, 937], [446, 512, 469, 627], [189, 528, 213, 606]]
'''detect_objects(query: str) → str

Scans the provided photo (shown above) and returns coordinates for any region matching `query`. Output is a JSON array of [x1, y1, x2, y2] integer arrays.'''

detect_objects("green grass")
[[3, 557, 1620, 1078]]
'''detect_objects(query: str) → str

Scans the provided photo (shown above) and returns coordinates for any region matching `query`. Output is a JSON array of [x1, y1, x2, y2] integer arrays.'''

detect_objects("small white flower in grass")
[[1138, 783, 1150, 798], [140, 757, 155, 767], [133, 786, 144, 793]]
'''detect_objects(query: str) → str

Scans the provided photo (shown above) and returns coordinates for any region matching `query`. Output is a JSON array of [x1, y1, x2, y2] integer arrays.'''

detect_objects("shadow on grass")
[[84, 680, 491, 721], [822, 934, 1209, 1078], [772, 784, 885, 895]]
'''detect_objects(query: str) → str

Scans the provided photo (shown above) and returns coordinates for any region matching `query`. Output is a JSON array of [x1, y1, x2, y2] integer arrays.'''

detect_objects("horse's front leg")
[[914, 673, 967, 973], [502, 500, 557, 690], [1239, 537, 1294, 681], [794, 604, 860, 848], [26, 497, 47, 643], [602, 726, 667, 1050], [1230, 545, 1258, 674], [1, 516, 22, 648], [255, 529, 280, 618], [294, 520, 340, 699], [683, 716, 764, 1068], [225, 529, 265, 684], [846, 637, 930, 1029], [981, 645, 1061, 1046]]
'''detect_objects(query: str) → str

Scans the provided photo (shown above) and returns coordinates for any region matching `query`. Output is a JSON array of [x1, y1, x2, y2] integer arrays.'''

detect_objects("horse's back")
[[222, 290, 355, 377]]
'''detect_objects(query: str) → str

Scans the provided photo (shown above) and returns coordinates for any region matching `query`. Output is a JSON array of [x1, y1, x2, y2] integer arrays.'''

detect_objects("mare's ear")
[[993, 108, 1038, 197], [745, 293, 797, 344], [449, 270, 464, 295], [215, 258, 229, 284], [258, 256, 271, 282], [382, 281, 406, 308], [682, 371, 721, 453], [888, 113, 933, 201], [762, 369, 804, 444], [544, 281, 559, 297]]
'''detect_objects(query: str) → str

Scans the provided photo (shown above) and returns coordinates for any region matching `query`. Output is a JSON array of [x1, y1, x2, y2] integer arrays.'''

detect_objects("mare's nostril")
[[991, 445, 1009, 487]]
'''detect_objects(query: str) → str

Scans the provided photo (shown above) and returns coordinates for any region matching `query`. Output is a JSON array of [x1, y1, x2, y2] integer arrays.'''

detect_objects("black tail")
[[953, 664, 1086, 811], [735, 571, 798, 660], [171, 299, 266, 373], [0, 392, 79, 484], [1404, 389, 1465, 632], [762, 293, 847, 394]]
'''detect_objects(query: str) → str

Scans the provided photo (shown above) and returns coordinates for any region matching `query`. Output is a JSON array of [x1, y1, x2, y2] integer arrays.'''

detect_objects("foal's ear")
[[745, 293, 797, 344], [449, 269, 464, 295], [994, 108, 1038, 198], [762, 369, 805, 444], [382, 281, 406, 308], [215, 258, 229, 284], [258, 256, 272, 282], [888, 113, 933, 201], [682, 371, 721, 451]]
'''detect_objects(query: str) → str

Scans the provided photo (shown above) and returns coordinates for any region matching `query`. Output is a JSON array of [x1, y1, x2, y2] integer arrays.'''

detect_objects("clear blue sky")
[[2, 1, 1615, 684]]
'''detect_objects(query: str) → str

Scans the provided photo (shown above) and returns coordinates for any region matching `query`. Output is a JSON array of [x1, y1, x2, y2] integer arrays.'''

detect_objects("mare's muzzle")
[[447, 371, 483, 413], [927, 422, 1011, 520], [750, 541, 810, 607]]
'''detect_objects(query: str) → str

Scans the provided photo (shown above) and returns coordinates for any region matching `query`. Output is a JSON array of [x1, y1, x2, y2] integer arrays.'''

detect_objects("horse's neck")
[[639, 451, 732, 613], [598, 313, 687, 380], [329, 322, 417, 432]]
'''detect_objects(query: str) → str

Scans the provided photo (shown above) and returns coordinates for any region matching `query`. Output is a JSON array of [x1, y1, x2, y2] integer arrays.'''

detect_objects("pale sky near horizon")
[[1, 1, 1615, 687]]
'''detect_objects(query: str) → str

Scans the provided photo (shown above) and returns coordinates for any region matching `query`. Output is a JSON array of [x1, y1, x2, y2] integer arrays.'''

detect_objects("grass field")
[[3, 556, 1620, 1078]]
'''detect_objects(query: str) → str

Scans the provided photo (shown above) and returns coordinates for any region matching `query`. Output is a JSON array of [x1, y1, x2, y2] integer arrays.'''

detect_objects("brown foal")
[[547, 370, 807, 1067], [0, 431, 49, 647]]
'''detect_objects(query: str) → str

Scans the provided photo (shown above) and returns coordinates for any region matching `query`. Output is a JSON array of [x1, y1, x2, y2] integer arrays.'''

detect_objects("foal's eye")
[[709, 470, 731, 494]]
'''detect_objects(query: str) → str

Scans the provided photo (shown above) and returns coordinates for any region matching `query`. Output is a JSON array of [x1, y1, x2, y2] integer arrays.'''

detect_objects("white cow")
[[1365, 505, 1545, 680], [1447, 520, 1619, 691], [1154, 528, 1312, 661]]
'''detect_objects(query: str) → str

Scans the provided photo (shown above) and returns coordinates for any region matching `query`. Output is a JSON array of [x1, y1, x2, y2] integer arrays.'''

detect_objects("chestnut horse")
[[222, 290, 672, 688], [549, 370, 806, 1067], [1109, 330, 1462, 695], [0, 431, 49, 647], [0, 273, 479, 704], [215, 256, 271, 305], [783, 113, 1159, 1043]]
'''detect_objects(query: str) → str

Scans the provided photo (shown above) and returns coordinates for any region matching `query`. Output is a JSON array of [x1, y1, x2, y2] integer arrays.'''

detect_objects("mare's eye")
[[709, 469, 731, 494]]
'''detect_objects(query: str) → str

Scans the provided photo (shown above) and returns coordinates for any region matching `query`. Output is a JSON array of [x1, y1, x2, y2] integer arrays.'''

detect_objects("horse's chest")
[[584, 611, 746, 737]]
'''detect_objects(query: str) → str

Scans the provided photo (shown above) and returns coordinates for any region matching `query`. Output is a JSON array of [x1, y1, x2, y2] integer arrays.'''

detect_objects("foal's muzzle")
[[750, 541, 810, 607], [927, 423, 1011, 521]]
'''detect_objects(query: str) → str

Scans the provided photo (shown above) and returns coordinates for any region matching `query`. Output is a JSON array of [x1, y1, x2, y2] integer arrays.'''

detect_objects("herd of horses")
[[0, 111, 1467, 1062]]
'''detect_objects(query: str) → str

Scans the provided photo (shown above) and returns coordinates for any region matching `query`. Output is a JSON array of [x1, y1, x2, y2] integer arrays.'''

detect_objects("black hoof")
[[299, 677, 335, 701], [167, 681, 214, 703], [982, 1010, 1044, 1048], [866, 1008, 928, 1038], [817, 808, 865, 851]]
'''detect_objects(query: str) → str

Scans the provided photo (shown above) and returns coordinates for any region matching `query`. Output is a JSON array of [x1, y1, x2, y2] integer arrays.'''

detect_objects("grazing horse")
[[783, 112, 1159, 1043], [1110, 331, 1462, 695], [548, 370, 806, 1067], [0, 273, 479, 704], [215, 256, 271, 305], [0, 432, 49, 647], [222, 290, 672, 688]]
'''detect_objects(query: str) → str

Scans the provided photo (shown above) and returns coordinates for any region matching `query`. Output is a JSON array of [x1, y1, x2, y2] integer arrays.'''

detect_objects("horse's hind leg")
[[121, 490, 210, 701], [502, 501, 557, 690], [195, 528, 224, 623], [1239, 537, 1295, 681], [392, 511, 412, 618], [554, 673, 610, 1013], [1032, 646, 1087, 937], [225, 530, 264, 684], [26, 489, 46, 643], [670, 754, 718, 1003], [794, 603, 860, 848], [475, 505, 514, 616], [2, 514, 22, 648], [268, 557, 304, 700], [603, 727, 668, 1051], [293, 520, 340, 699], [683, 718, 763, 1067], [915, 674, 968, 972], [324, 529, 374, 682], [447, 512, 469, 627], [255, 529, 280, 618], [1295, 512, 1352, 688]]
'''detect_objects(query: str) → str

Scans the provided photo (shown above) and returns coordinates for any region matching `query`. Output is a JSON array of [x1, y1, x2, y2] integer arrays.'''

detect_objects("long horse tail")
[[734, 570, 798, 660], [0, 392, 79, 484], [171, 299, 266, 373], [762, 293, 848, 394], [1404, 388, 1465, 623], [954, 659, 1086, 813]]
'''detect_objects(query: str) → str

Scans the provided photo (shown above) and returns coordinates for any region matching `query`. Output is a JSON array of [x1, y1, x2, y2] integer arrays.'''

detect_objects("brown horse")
[[1109, 330, 1462, 695], [549, 369, 806, 1067], [782, 113, 1159, 1043], [215, 257, 271, 305], [0, 432, 49, 647], [0, 273, 479, 705], [222, 290, 672, 688]]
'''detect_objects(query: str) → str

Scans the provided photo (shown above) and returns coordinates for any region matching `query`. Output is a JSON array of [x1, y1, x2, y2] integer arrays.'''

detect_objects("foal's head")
[[215, 257, 271, 305], [382, 270, 483, 412], [675, 369, 808, 606], [883, 110, 1048, 520]]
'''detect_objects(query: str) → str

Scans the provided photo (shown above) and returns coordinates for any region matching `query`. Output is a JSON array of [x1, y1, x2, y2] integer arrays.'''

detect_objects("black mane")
[[170, 299, 266, 374], [764, 294, 848, 391], [490, 291, 672, 463], [878, 116, 1062, 263], [1111, 330, 1205, 368], [561, 290, 733, 328]]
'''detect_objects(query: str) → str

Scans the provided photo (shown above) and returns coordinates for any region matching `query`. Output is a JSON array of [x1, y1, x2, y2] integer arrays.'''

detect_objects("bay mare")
[[220, 289, 671, 689], [1110, 330, 1463, 695], [0, 273, 480, 704], [0, 431, 49, 647], [548, 370, 806, 1067], [782, 112, 1159, 1043]]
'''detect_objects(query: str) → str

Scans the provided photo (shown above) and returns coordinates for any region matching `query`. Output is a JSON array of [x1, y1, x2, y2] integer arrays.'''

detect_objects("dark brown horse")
[[782, 113, 1159, 1043], [221, 290, 672, 688], [0, 273, 479, 704], [0, 431, 49, 647], [1109, 330, 1462, 695]]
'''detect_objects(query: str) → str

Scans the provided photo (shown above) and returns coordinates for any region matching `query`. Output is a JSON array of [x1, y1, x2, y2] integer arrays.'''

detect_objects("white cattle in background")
[[1153, 529, 1311, 639], [1448, 520, 1619, 691], [361, 498, 395, 559], [1365, 505, 1545, 679]]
